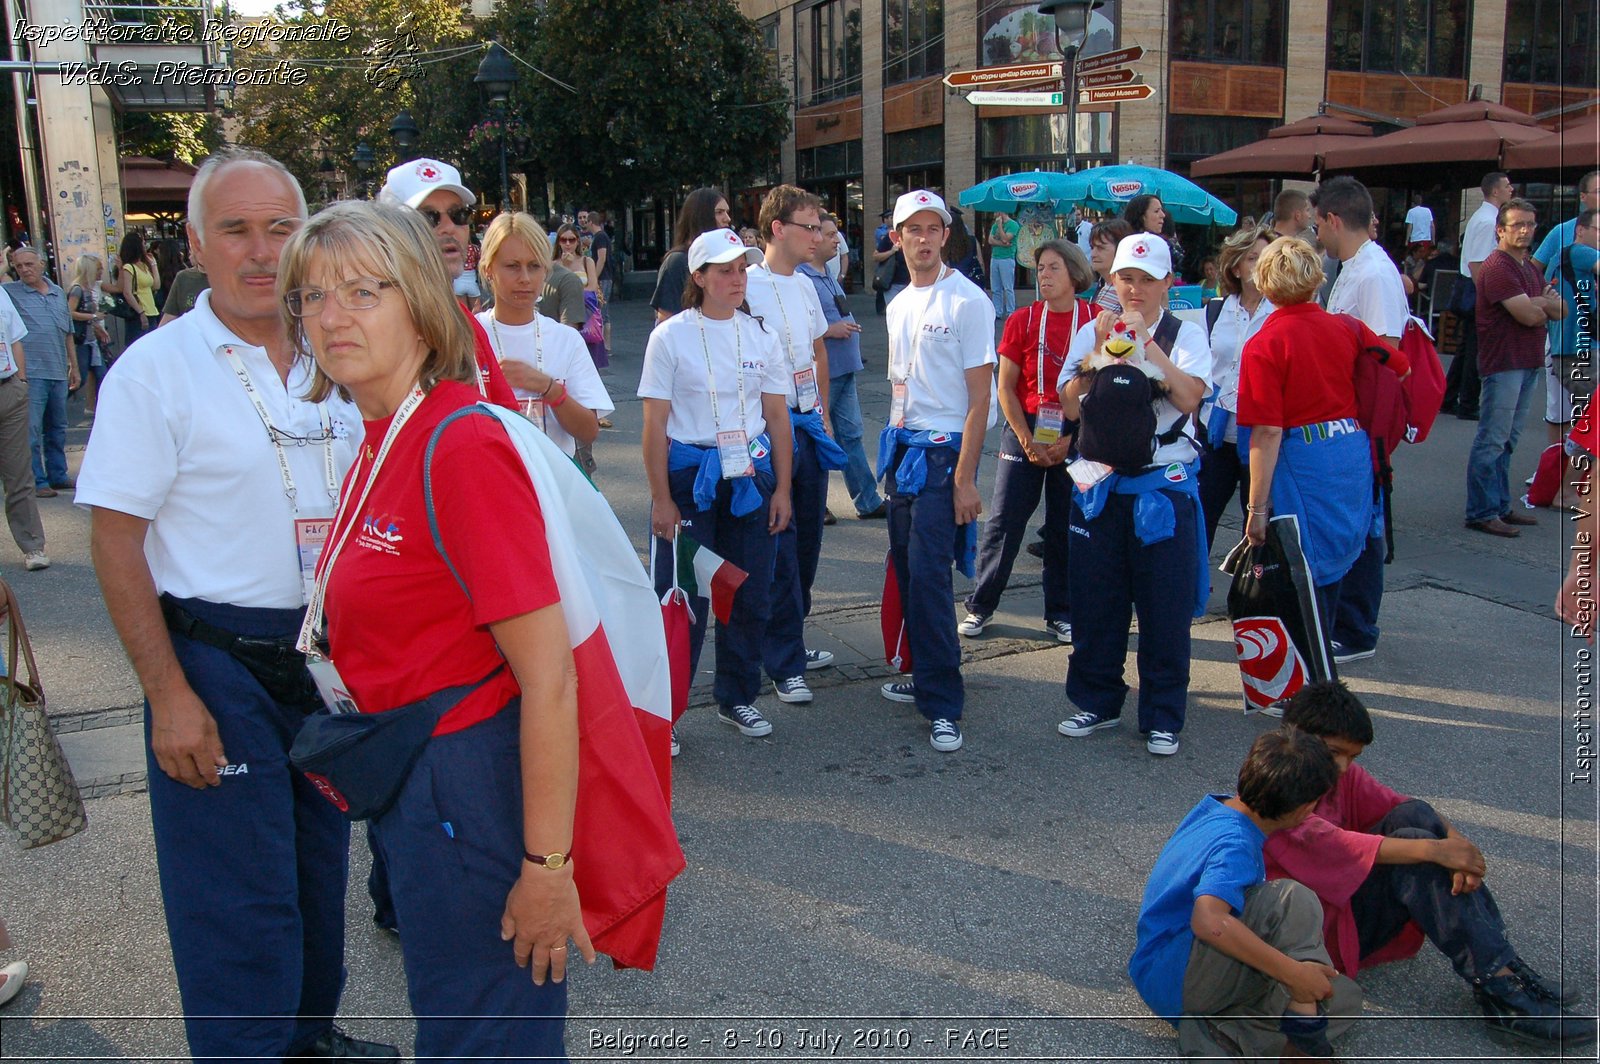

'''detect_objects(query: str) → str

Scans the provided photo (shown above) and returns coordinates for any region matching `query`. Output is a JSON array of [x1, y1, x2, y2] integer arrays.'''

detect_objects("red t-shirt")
[[1237, 302, 1407, 429], [324, 380, 558, 735], [1264, 763, 1422, 976], [465, 303, 520, 410], [997, 299, 1094, 414], [1475, 248, 1547, 376]]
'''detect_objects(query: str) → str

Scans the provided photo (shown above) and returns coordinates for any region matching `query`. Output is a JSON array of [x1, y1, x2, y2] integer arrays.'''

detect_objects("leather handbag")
[[0, 579, 87, 848], [872, 252, 898, 294]]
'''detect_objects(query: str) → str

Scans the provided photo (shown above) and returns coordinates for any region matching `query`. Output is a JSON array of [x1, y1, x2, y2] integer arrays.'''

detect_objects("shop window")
[[1505, 0, 1597, 87], [1171, 0, 1284, 65]]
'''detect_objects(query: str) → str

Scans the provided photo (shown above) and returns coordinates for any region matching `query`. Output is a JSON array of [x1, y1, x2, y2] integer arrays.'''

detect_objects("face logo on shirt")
[[741, 359, 762, 372], [357, 513, 404, 555], [921, 323, 953, 337]]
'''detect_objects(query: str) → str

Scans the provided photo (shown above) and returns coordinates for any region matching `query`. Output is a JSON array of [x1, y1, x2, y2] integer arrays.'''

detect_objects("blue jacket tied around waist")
[[791, 409, 850, 470], [669, 435, 775, 518], [1074, 461, 1208, 618], [876, 425, 977, 578], [1237, 421, 1376, 588]]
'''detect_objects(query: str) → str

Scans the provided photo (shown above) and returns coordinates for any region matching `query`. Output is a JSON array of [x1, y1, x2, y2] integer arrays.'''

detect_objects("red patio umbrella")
[[119, 156, 199, 213], [1502, 116, 1600, 180], [1322, 101, 1549, 179], [1190, 114, 1375, 179]]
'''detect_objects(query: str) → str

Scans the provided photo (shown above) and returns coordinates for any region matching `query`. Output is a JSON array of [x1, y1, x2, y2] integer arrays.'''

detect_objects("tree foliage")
[[118, 112, 224, 164], [500, 0, 789, 208], [226, 0, 788, 211]]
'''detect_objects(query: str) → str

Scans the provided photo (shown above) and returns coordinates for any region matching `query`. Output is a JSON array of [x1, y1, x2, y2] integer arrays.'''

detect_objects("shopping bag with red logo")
[[651, 533, 694, 724], [1220, 514, 1335, 715], [880, 550, 913, 673]]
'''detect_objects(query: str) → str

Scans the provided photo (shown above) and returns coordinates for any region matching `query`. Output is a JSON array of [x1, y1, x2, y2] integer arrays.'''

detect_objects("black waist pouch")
[[289, 668, 502, 821], [161, 595, 320, 711]]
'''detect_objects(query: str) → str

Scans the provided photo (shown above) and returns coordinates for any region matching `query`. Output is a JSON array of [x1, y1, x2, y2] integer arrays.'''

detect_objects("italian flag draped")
[[675, 534, 747, 625], [475, 404, 683, 970]]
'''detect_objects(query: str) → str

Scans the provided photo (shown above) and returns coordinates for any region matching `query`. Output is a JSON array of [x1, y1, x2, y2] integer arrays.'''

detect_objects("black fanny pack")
[[161, 595, 320, 711], [288, 667, 504, 821]]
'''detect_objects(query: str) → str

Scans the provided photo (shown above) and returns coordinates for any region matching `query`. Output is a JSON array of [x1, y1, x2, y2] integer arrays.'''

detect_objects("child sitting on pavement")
[[1267, 680, 1595, 1049], [1130, 729, 1361, 1060]]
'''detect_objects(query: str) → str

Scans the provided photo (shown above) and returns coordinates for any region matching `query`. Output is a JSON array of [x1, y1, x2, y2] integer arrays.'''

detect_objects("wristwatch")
[[524, 848, 571, 869]]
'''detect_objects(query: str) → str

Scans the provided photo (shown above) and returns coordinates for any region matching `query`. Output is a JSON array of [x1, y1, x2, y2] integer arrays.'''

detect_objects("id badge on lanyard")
[[716, 428, 755, 478], [1033, 402, 1065, 447], [306, 657, 362, 715], [519, 395, 546, 429], [793, 366, 818, 413], [294, 518, 331, 606], [890, 381, 908, 428]]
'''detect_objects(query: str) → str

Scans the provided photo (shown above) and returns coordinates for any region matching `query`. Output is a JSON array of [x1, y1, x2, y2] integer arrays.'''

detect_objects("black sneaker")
[[717, 704, 772, 737], [1508, 956, 1579, 1006], [1474, 969, 1598, 1046], [291, 1025, 400, 1061], [1278, 1010, 1335, 1059]]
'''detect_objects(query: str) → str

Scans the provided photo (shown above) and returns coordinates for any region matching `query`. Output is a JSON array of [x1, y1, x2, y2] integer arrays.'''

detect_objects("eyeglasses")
[[284, 277, 397, 317], [1502, 221, 1537, 231], [558, 236, 578, 244], [267, 425, 337, 447], [783, 220, 824, 234], [419, 205, 473, 227]]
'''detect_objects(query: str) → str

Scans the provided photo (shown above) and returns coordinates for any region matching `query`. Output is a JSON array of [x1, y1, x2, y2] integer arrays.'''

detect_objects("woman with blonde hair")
[[280, 200, 592, 1059], [553, 222, 605, 371], [1197, 223, 1276, 549], [477, 212, 612, 459], [67, 253, 111, 413], [1236, 236, 1411, 621]]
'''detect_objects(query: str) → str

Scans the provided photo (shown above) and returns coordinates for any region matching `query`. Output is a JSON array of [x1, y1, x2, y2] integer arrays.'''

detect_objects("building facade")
[[739, 0, 1597, 280]]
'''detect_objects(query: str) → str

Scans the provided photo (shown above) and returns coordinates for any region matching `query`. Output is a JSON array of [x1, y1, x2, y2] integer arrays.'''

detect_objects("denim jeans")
[[1352, 799, 1515, 982], [887, 443, 965, 721], [990, 257, 1017, 317], [826, 373, 884, 514], [28, 376, 69, 488], [966, 419, 1071, 623], [1465, 368, 1540, 523]]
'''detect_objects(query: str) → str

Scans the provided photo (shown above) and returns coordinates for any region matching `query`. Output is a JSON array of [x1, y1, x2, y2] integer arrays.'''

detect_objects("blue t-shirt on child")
[[1129, 795, 1267, 1023]]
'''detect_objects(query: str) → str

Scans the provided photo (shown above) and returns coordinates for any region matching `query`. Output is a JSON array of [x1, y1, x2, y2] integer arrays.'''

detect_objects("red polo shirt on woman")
[[1237, 302, 1409, 429]]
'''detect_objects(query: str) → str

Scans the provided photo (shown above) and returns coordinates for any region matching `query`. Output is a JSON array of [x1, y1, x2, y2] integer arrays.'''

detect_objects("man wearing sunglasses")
[[378, 157, 518, 411]]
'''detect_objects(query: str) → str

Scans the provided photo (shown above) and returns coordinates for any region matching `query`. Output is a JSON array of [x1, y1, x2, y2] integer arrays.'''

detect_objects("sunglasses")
[[558, 236, 579, 244], [419, 206, 473, 227]]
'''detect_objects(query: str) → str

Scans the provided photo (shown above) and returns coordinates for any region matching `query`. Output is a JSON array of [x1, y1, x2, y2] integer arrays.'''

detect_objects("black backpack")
[[1076, 313, 1187, 473]]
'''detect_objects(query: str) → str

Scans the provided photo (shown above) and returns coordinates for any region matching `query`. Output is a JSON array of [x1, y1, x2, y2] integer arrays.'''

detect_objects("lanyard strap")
[[1035, 301, 1080, 402], [296, 385, 427, 656], [893, 266, 950, 384], [695, 309, 746, 434], [490, 313, 543, 374], [763, 271, 802, 372], [223, 345, 336, 514]]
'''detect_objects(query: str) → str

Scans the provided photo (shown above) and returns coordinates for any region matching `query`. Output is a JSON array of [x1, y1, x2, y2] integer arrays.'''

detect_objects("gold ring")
[[550, 945, 567, 952]]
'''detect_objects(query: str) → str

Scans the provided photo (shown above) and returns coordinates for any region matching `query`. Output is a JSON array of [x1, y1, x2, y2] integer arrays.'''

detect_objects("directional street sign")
[[966, 90, 1065, 107], [1076, 45, 1144, 76], [1083, 83, 1155, 103], [944, 62, 1062, 89], [1078, 67, 1138, 88]]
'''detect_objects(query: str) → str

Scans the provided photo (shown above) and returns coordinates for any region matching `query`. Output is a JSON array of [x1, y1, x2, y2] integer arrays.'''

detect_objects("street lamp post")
[[474, 42, 520, 210], [352, 140, 376, 199], [389, 110, 420, 155], [1037, 0, 1102, 173]]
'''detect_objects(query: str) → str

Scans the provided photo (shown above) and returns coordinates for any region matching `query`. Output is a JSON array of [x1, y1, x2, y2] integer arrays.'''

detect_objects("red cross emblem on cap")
[[418, 164, 439, 181], [727, 232, 741, 244], [917, 193, 930, 203], [1133, 242, 1148, 256]]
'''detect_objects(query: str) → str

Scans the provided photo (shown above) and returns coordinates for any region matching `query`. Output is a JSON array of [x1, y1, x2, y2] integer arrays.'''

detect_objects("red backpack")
[[1396, 316, 1447, 444], [1335, 315, 1409, 562]]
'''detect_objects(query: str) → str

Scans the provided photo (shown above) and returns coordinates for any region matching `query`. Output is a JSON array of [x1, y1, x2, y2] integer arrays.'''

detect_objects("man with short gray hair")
[[78, 147, 396, 1064], [3, 247, 78, 498]]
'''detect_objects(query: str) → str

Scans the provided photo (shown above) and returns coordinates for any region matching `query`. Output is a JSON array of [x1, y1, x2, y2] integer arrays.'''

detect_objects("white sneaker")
[[773, 676, 814, 704], [804, 648, 834, 669], [958, 611, 991, 637], [880, 681, 917, 703], [670, 725, 681, 758], [1146, 730, 1180, 756], [929, 718, 963, 752], [22, 551, 48, 571], [0, 960, 26, 1006]]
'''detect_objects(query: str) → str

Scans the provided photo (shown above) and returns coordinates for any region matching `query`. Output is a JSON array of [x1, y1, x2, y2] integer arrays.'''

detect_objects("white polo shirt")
[[638, 308, 788, 446], [1326, 239, 1409, 340], [76, 290, 360, 610], [885, 268, 999, 434], [1461, 200, 1500, 277], [1404, 204, 1434, 243], [744, 263, 828, 408], [0, 287, 27, 377], [476, 310, 614, 457], [1058, 309, 1213, 467]]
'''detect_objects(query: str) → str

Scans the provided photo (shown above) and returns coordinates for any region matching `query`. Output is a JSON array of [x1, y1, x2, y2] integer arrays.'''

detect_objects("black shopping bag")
[[1220, 515, 1336, 715]]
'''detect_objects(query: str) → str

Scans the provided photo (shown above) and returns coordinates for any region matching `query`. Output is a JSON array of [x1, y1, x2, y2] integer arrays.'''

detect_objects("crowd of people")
[[1, 138, 1593, 1061]]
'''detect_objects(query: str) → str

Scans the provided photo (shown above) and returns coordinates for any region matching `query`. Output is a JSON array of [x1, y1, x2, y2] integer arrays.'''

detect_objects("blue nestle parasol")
[[956, 171, 1081, 214], [960, 165, 1237, 226]]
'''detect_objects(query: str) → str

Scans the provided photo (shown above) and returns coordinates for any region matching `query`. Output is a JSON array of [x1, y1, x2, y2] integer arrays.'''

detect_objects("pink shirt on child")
[[1263, 763, 1424, 976]]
